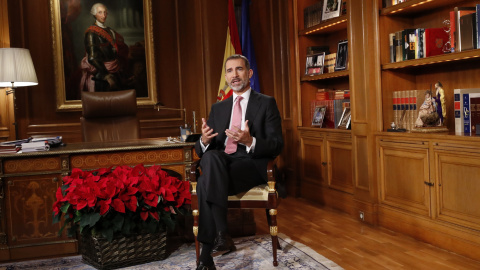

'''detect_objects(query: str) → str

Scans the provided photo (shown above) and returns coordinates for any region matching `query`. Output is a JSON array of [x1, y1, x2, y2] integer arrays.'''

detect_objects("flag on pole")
[[240, 0, 260, 93], [217, 0, 242, 102]]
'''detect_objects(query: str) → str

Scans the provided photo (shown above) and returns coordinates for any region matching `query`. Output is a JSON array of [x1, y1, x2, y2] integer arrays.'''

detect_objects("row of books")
[[303, 1, 346, 29], [451, 5, 480, 53], [392, 90, 428, 131], [303, 1, 323, 29], [389, 28, 448, 63], [454, 88, 480, 134], [311, 99, 350, 128], [382, 0, 406, 8], [316, 89, 350, 101]]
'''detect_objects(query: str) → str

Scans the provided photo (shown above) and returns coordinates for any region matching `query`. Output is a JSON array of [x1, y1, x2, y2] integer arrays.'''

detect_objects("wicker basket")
[[80, 231, 167, 270]]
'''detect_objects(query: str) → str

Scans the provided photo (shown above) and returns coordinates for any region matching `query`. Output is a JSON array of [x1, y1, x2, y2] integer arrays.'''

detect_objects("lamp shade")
[[0, 48, 38, 87]]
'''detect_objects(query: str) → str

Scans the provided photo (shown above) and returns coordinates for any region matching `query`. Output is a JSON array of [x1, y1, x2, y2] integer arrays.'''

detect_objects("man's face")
[[95, 6, 108, 23], [225, 58, 253, 93]]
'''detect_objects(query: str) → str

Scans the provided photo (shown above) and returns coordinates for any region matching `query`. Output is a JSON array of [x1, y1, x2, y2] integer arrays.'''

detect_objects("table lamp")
[[0, 48, 38, 139]]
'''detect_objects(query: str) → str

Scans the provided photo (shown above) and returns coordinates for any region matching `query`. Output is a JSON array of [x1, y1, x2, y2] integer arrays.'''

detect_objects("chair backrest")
[[80, 90, 140, 142]]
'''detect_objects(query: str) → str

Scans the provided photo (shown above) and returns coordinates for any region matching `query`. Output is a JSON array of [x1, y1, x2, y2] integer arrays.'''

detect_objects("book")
[[459, 12, 476, 51], [454, 6, 476, 52], [324, 53, 336, 73], [424, 28, 449, 57], [403, 29, 416, 60], [395, 31, 403, 62], [453, 88, 480, 134], [477, 4, 480, 49], [306, 46, 329, 55], [393, 91, 399, 127], [471, 97, 480, 133], [389, 33, 396, 62], [20, 141, 50, 153], [415, 28, 425, 59], [316, 88, 332, 100]]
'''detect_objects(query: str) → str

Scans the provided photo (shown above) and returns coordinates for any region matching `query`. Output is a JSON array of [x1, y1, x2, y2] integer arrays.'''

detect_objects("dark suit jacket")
[[195, 90, 283, 181]]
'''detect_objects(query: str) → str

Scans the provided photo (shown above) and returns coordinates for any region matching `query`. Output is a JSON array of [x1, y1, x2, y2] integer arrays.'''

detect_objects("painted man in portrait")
[[80, 3, 129, 92]]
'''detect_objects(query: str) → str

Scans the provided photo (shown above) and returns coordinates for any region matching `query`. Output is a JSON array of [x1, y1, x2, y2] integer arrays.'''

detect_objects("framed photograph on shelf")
[[334, 40, 348, 71], [322, 0, 342, 21], [338, 107, 351, 129], [312, 105, 327, 127], [305, 52, 325, 75]]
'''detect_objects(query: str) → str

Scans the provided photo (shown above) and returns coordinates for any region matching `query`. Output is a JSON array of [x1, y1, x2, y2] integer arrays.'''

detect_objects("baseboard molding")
[[378, 205, 480, 261]]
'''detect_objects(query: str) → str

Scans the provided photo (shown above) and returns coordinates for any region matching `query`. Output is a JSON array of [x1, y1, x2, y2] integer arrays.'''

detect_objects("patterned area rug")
[[0, 233, 343, 270]]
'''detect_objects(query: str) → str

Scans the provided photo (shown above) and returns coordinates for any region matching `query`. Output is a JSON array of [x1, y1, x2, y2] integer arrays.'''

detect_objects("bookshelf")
[[294, 0, 355, 213], [376, 0, 480, 261]]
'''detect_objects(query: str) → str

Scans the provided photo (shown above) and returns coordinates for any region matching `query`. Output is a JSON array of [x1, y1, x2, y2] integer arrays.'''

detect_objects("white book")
[[454, 88, 480, 134]]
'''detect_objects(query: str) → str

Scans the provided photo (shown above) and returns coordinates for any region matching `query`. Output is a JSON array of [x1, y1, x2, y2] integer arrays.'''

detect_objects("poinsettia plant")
[[52, 164, 191, 242]]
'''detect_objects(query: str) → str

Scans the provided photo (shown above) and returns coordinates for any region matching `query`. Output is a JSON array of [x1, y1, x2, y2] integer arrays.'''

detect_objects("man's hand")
[[200, 118, 218, 145], [226, 120, 253, 147]]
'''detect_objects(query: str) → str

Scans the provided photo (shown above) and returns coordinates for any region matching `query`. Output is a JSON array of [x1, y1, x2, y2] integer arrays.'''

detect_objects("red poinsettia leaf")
[[144, 194, 159, 207], [112, 198, 126, 213], [140, 210, 148, 221], [99, 200, 110, 215], [125, 196, 137, 212], [149, 211, 159, 220], [77, 200, 87, 210]]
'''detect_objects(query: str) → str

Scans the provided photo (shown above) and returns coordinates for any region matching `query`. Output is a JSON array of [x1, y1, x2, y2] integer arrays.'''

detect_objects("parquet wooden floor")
[[253, 197, 480, 270]]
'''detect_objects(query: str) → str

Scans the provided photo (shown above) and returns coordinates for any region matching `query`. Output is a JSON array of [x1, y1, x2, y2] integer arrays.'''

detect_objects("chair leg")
[[193, 209, 200, 266], [267, 208, 279, 267]]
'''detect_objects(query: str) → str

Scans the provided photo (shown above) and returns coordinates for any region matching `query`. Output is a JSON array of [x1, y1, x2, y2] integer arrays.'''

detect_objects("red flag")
[[217, 0, 242, 102]]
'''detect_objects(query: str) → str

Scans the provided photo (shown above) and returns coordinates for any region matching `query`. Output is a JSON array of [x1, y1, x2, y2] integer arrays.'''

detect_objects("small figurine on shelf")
[[414, 90, 438, 127], [434, 81, 446, 126]]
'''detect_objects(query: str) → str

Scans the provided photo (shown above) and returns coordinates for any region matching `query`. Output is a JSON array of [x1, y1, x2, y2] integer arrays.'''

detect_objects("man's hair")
[[224, 54, 251, 71], [90, 3, 107, 16]]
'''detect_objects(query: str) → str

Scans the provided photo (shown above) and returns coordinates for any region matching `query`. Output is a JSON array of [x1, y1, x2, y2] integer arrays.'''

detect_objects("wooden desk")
[[0, 139, 196, 261]]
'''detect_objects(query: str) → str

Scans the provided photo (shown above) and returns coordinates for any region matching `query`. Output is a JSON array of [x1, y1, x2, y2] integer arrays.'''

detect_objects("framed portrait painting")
[[50, 0, 157, 111]]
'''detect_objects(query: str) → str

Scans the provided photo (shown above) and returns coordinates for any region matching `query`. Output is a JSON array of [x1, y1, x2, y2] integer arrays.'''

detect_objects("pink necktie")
[[225, 96, 243, 154]]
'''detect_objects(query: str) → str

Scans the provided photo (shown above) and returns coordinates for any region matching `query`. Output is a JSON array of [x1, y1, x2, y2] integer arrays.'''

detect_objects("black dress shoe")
[[196, 261, 216, 270], [211, 231, 236, 257]]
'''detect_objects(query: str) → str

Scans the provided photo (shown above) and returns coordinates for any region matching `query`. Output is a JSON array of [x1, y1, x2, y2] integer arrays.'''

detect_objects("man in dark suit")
[[194, 54, 283, 270]]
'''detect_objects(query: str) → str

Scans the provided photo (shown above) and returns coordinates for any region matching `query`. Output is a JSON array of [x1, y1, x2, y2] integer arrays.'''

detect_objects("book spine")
[[463, 93, 471, 133], [408, 90, 414, 130], [400, 91, 406, 129], [477, 4, 480, 49], [392, 91, 396, 126], [454, 89, 462, 134], [471, 97, 480, 133], [395, 31, 402, 62], [390, 33, 396, 63]]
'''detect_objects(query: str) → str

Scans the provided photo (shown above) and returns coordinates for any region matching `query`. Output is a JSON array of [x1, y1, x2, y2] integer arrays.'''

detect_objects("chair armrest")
[[266, 157, 278, 184], [190, 160, 201, 183]]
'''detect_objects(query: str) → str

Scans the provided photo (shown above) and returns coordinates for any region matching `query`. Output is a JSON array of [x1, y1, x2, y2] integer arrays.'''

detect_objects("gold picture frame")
[[50, 0, 157, 111]]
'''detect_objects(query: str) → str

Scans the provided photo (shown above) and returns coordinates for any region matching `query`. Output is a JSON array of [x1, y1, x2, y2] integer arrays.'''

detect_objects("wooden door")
[[378, 138, 431, 217]]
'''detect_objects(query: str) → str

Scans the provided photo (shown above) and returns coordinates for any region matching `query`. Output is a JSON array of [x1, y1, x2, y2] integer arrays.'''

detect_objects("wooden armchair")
[[189, 158, 281, 267]]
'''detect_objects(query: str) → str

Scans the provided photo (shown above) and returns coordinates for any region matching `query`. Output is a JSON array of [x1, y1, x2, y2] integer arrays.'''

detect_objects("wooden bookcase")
[[376, 0, 480, 261], [293, 0, 356, 213]]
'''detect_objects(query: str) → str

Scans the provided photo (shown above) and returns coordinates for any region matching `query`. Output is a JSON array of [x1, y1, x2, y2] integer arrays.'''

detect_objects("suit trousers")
[[197, 148, 265, 244]]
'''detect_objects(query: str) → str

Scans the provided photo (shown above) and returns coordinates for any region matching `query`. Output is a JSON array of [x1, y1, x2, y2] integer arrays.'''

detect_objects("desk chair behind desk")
[[80, 90, 140, 142]]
